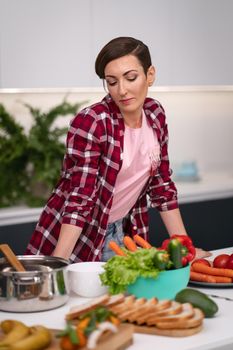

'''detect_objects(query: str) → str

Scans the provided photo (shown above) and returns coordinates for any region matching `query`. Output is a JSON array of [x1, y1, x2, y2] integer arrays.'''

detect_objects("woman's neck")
[[123, 113, 142, 129]]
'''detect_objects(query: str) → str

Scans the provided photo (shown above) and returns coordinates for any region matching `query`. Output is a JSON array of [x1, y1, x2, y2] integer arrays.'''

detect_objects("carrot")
[[123, 236, 138, 252], [190, 271, 216, 283], [76, 328, 87, 347], [60, 336, 77, 350], [190, 264, 195, 271], [192, 262, 233, 278], [214, 276, 232, 283], [77, 317, 90, 330], [108, 241, 126, 256], [109, 315, 121, 326], [133, 234, 152, 249]]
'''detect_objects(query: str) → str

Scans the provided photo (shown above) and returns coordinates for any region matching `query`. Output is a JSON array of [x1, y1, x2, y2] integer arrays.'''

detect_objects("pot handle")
[[12, 272, 43, 285]]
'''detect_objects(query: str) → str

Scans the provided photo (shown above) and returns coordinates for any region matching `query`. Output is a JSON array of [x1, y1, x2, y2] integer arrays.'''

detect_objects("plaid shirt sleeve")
[[61, 108, 102, 227], [147, 101, 179, 211]]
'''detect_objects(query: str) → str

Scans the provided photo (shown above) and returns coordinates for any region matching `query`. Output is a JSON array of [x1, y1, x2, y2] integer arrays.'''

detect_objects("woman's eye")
[[106, 75, 137, 87], [127, 76, 137, 82], [106, 80, 117, 86]]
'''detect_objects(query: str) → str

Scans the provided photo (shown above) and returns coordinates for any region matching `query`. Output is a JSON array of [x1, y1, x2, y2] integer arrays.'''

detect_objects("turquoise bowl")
[[127, 264, 190, 300]]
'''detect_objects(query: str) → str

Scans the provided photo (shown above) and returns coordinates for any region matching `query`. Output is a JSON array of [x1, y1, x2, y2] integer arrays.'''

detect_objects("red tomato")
[[226, 254, 233, 269], [213, 254, 230, 268], [192, 258, 211, 267]]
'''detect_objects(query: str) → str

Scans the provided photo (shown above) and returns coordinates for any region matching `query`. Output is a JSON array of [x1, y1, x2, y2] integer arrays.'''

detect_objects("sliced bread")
[[155, 307, 204, 329], [66, 294, 110, 320]]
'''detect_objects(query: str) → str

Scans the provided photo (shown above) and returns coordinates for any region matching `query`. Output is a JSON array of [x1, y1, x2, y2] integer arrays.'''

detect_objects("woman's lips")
[[119, 98, 134, 105]]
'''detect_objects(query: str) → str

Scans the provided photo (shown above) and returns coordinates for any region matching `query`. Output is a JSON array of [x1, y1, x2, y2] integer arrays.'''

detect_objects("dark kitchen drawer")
[[0, 222, 37, 255], [149, 197, 233, 250]]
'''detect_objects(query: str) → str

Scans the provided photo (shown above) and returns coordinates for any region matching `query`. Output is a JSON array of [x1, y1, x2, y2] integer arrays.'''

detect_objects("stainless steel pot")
[[0, 255, 70, 312]]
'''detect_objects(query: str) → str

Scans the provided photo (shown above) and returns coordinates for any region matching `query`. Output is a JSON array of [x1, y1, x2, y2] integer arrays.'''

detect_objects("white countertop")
[[176, 171, 233, 204], [0, 247, 233, 350], [0, 171, 233, 226]]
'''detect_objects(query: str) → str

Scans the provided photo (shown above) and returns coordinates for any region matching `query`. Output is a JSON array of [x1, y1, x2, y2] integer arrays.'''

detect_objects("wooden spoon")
[[0, 244, 26, 271]]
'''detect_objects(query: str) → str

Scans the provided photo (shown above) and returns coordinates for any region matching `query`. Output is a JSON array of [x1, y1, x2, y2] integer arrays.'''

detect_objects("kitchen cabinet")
[[0, 221, 36, 255], [149, 196, 233, 250]]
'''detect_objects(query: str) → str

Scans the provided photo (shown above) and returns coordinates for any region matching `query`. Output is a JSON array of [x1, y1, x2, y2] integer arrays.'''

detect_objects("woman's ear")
[[147, 65, 156, 86]]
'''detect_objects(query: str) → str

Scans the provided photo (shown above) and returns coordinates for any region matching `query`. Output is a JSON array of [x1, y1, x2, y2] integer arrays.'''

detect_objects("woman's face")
[[104, 54, 155, 119]]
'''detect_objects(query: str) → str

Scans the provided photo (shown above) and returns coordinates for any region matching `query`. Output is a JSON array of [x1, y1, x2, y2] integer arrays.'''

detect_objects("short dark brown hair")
[[95, 37, 152, 79]]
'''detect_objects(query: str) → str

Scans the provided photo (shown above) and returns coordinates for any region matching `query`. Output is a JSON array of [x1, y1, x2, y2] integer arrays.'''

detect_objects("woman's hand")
[[194, 247, 212, 260]]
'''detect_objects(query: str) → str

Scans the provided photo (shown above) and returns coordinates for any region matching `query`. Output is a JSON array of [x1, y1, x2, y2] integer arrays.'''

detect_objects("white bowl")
[[67, 262, 108, 298]]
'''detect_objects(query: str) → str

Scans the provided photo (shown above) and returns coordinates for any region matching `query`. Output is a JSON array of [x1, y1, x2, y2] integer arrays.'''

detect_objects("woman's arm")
[[159, 208, 187, 236], [159, 208, 212, 259], [52, 224, 82, 260], [52, 111, 102, 261]]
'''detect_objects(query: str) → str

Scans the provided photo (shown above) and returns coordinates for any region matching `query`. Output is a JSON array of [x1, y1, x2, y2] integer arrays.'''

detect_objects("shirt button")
[[133, 226, 137, 230]]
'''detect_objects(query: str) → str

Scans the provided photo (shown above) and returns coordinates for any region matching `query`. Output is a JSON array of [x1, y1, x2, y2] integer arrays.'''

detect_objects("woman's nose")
[[118, 81, 127, 96]]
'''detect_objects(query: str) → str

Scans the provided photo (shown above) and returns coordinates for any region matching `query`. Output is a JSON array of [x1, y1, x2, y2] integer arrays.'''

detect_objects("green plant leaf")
[[0, 99, 86, 208]]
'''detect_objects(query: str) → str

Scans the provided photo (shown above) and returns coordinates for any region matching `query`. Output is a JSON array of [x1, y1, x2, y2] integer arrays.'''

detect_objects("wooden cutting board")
[[133, 324, 203, 337], [0, 324, 133, 350], [48, 324, 133, 350]]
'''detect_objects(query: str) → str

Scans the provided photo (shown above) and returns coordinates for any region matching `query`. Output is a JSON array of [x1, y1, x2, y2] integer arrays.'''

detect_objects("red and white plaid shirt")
[[26, 95, 178, 262]]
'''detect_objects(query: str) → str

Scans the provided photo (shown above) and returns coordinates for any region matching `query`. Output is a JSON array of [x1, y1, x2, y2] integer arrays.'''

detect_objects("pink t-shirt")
[[108, 111, 160, 223]]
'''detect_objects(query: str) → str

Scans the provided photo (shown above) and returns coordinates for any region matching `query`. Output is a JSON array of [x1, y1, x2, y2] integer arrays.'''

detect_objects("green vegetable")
[[56, 270, 66, 295], [153, 250, 170, 270], [167, 238, 183, 269], [81, 306, 114, 336], [57, 322, 79, 344], [100, 248, 160, 294], [175, 288, 218, 318]]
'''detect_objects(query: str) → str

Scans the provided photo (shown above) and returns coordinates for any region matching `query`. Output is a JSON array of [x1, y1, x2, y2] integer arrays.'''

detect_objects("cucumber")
[[175, 288, 218, 318], [167, 238, 183, 269]]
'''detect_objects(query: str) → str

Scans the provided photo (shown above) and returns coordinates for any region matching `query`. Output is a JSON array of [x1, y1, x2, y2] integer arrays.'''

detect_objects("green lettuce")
[[100, 248, 160, 294]]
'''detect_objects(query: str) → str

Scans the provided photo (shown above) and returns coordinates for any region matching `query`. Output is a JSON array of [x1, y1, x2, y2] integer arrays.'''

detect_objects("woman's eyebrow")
[[105, 69, 138, 78]]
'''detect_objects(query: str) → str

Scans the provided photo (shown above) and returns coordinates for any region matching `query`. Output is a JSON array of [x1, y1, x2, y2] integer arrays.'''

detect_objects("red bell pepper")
[[161, 234, 196, 266]]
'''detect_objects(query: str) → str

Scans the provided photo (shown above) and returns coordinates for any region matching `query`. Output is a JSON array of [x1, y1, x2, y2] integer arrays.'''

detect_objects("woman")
[[26, 37, 210, 262]]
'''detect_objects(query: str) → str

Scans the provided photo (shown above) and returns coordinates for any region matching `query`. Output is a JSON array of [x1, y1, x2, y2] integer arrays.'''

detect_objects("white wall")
[[0, 0, 233, 88], [1, 86, 233, 174]]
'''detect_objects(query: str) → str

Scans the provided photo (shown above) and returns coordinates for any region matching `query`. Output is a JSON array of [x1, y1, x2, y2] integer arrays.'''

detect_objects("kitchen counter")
[[176, 171, 233, 204], [0, 247, 232, 350], [0, 171, 233, 226]]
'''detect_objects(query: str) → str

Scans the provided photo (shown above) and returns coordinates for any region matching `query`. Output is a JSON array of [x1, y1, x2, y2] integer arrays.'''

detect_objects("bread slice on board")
[[110, 295, 136, 314], [66, 294, 110, 320], [146, 302, 194, 326], [117, 298, 147, 321], [135, 299, 172, 325], [105, 293, 125, 307], [155, 307, 204, 329], [127, 298, 158, 323], [144, 301, 183, 325]]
